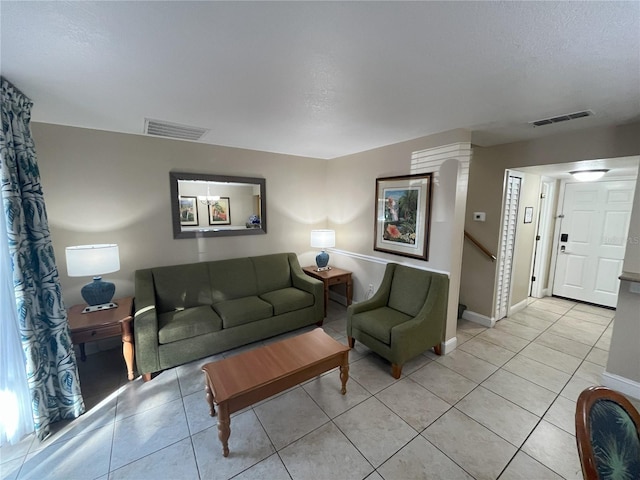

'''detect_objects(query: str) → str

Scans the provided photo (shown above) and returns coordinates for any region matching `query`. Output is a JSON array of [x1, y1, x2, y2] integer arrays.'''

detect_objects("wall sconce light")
[[310, 230, 335, 271], [65, 244, 120, 313], [569, 169, 609, 182]]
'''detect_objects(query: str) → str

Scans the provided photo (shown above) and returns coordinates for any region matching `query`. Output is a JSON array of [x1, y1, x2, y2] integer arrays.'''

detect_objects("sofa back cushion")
[[251, 253, 292, 294], [208, 257, 258, 302], [152, 262, 212, 313], [387, 265, 432, 317]]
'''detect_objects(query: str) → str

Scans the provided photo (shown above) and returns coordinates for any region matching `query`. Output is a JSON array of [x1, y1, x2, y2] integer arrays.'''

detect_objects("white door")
[[496, 174, 521, 319], [552, 180, 635, 307]]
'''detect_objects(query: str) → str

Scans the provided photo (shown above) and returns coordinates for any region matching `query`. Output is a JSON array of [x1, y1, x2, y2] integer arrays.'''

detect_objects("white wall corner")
[[441, 336, 458, 354], [462, 309, 496, 328], [508, 298, 528, 316], [602, 371, 640, 401]]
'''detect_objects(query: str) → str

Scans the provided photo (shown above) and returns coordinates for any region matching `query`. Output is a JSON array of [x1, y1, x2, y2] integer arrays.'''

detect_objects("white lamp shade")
[[65, 244, 120, 277], [310, 230, 335, 249]]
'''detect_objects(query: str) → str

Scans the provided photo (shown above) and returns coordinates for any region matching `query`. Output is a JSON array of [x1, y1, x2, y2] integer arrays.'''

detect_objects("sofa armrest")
[[288, 253, 324, 322], [134, 268, 160, 375]]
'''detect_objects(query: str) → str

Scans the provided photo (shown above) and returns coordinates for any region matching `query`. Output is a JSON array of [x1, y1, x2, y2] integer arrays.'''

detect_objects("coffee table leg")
[[340, 360, 349, 395], [205, 383, 216, 417], [217, 402, 231, 457]]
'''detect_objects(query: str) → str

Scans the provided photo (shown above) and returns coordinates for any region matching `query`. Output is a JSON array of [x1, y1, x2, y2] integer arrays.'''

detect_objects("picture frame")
[[179, 196, 199, 226], [524, 206, 534, 224], [374, 173, 433, 261], [208, 197, 231, 225]]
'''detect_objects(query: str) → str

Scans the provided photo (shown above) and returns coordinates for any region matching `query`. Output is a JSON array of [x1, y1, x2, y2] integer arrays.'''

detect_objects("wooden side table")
[[303, 266, 353, 317], [67, 296, 135, 381]]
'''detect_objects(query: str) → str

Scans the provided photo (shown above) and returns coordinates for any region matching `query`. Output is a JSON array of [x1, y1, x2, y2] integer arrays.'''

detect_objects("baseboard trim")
[[602, 371, 640, 401], [330, 248, 451, 276], [509, 298, 528, 316], [462, 309, 496, 328], [442, 336, 457, 354]]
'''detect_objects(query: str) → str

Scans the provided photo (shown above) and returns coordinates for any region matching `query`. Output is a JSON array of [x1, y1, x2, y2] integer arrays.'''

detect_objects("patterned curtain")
[[0, 77, 84, 441]]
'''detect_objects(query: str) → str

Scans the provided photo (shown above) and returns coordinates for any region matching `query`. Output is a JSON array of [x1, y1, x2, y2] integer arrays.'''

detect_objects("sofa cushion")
[[214, 296, 273, 328], [251, 254, 292, 294], [350, 306, 411, 344], [260, 287, 315, 316], [208, 257, 258, 302], [152, 263, 213, 313], [158, 306, 222, 344], [388, 265, 432, 317]]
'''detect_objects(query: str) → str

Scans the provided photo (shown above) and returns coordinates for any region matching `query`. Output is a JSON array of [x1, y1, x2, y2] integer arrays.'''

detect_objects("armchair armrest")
[[347, 263, 398, 335], [348, 262, 397, 314], [134, 268, 160, 375]]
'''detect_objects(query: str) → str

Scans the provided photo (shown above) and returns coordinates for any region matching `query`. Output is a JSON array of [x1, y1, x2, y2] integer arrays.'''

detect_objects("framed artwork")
[[374, 173, 433, 261], [208, 197, 231, 225], [179, 196, 199, 226], [524, 206, 534, 224]]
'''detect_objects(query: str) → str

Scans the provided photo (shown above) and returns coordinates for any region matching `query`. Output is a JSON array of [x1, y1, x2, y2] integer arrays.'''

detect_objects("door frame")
[[530, 177, 557, 298]]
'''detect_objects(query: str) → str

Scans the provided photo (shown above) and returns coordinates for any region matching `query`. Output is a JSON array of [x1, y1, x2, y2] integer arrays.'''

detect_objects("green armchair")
[[347, 263, 449, 378]]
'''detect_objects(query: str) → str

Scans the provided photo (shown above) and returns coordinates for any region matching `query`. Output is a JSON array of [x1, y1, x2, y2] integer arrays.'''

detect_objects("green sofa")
[[347, 263, 449, 378], [134, 253, 323, 380]]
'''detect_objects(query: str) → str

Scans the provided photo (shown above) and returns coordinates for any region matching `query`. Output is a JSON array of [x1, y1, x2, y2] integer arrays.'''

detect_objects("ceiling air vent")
[[530, 110, 594, 127], [144, 118, 209, 141]]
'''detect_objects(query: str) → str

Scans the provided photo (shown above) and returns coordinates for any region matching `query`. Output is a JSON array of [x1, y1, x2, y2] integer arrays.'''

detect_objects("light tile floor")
[[2, 297, 639, 480]]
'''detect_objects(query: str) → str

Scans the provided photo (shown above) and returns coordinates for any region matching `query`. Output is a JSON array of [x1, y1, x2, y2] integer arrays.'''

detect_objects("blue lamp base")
[[80, 277, 118, 313], [315, 250, 330, 270]]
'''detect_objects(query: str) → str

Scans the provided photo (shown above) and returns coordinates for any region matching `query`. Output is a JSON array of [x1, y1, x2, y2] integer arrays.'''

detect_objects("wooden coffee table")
[[201, 328, 350, 457]]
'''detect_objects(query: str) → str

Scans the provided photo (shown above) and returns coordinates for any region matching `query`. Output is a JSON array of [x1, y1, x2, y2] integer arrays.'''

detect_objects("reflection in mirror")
[[170, 172, 266, 239]]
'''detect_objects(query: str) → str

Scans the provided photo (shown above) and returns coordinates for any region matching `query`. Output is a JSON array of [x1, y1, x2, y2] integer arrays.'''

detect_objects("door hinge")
[[531, 276, 536, 282], [535, 235, 541, 241]]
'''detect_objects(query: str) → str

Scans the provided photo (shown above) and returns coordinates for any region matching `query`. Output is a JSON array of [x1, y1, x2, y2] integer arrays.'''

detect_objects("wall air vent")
[[530, 110, 594, 127], [144, 118, 209, 141]]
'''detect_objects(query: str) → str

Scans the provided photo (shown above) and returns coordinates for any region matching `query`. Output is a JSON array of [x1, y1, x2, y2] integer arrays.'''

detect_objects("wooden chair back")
[[575, 386, 640, 480]]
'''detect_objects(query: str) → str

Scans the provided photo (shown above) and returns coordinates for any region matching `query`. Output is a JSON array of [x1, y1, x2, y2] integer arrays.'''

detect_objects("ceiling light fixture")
[[569, 169, 609, 182]]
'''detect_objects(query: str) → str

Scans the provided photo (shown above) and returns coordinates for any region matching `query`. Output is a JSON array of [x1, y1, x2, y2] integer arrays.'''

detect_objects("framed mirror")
[[170, 171, 266, 239]]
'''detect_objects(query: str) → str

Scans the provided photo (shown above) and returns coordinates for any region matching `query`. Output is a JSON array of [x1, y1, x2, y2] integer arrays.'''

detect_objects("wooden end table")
[[67, 296, 135, 381], [202, 328, 350, 457], [303, 266, 353, 317]]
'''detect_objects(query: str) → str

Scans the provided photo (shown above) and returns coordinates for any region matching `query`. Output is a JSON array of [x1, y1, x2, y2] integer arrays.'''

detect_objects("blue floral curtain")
[[1, 77, 84, 441]]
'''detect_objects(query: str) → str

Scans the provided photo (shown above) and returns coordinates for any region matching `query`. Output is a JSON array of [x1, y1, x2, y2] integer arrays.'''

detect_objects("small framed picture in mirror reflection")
[[209, 197, 231, 225], [179, 196, 199, 226]]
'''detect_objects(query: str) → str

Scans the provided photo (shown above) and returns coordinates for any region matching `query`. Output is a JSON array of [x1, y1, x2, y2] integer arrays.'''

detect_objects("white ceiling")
[[2, 1, 639, 159]]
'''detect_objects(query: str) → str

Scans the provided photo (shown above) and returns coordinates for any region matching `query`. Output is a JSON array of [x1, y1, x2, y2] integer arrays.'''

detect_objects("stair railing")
[[464, 230, 497, 262]]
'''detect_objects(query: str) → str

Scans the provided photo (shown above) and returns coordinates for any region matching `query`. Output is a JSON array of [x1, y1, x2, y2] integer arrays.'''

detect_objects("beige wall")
[[32, 123, 328, 306], [327, 129, 472, 345], [327, 129, 470, 270], [461, 121, 640, 318]]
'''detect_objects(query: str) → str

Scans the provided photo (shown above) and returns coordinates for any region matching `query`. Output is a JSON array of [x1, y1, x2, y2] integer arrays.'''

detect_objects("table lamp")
[[310, 230, 335, 271], [65, 244, 120, 313]]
